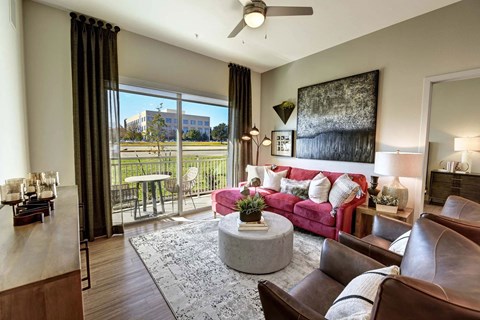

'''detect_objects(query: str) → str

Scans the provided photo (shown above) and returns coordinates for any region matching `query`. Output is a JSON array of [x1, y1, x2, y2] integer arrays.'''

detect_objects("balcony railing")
[[111, 155, 228, 197]]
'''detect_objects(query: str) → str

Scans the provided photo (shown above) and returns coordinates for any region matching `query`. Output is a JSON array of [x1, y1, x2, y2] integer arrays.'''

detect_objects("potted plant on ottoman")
[[235, 194, 266, 222]]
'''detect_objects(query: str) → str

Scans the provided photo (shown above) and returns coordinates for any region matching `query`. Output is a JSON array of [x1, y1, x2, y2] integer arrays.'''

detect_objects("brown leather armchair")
[[339, 195, 480, 265], [258, 218, 480, 320]]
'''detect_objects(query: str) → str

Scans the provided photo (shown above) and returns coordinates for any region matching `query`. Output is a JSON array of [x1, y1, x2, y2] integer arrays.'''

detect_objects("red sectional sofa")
[[211, 165, 367, 240]]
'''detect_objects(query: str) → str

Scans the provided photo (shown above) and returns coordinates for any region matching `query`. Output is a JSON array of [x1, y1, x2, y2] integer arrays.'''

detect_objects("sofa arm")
[[334, 196, 366, 239], [338, 232, 402, 266], [372, 215, 412, 242], [258, 280, 326, 320], [421, 213, 480, 245], [320, 239, 384, 286], [372, 276, 480, 320]]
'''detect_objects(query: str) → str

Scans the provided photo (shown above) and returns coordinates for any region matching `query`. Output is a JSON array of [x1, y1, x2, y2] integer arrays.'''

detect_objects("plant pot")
[[239, 211, 262, 222], [376, 204, 398, 214]]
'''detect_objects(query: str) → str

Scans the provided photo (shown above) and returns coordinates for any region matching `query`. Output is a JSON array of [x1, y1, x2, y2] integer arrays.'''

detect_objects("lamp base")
[[381, 177, 408, 210]]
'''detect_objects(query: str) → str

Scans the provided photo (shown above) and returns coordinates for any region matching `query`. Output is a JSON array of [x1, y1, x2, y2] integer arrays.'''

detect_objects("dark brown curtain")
[[228, 63, 252, 186], [70, 13, 121, 240]]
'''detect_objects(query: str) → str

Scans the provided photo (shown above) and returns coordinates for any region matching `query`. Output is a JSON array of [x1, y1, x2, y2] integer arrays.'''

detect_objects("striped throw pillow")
[[328, 173, 361, 216], [325, 265, 400, 320], [388, 230, 411, 255]]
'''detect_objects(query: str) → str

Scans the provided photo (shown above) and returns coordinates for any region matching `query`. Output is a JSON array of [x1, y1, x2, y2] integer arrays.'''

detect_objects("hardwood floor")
[[82, 211, 213, 320]]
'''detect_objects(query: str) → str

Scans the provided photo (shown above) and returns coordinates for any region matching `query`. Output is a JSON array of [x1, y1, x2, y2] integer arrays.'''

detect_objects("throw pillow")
[[245, 165, 268, 184], [280, 178, 311, 200], [325, 265, 400, 320], [388, 230, 411, 255], [262, 169, 288, 192], [308, 172, 331, 204], [329, 174, 362, 216]]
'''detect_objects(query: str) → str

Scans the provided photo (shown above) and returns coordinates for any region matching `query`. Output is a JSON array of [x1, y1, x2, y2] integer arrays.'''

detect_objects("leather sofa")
[[211, 165, 367, 240], [258, 218, 480, 320], [339, 195, 480, 265]]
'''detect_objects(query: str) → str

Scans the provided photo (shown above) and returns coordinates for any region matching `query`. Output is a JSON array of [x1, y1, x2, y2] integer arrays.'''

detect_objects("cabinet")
[[429, 170, 480, 205], [0, 186, 84, 319]]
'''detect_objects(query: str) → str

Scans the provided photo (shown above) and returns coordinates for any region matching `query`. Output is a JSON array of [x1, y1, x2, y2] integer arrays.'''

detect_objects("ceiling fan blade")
[[228, 19, 246, 38], [266, 6, 313, 16]]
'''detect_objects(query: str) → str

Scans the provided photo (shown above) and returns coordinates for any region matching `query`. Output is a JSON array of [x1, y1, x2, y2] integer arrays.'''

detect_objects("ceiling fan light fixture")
[[244, 11, 265, 28]]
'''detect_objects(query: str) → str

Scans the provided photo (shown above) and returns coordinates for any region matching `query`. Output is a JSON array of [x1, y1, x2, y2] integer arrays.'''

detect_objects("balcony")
[[111, 155, 227, 224]]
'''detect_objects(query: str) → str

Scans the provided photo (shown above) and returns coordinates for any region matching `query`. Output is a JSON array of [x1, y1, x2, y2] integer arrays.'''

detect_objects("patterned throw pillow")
[[308, 172, 331, 204], [280, 178, 311, 200], [325, 265, 400, 320], [328, 173, 362, 216], [262, 169, 288, 191], [388, 230, 411, 255]]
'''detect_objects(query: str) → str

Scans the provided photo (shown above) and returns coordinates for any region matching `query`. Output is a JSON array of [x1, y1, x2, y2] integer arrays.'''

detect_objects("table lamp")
[[374, 151, 423, 210], [454, 137, 480, 173]]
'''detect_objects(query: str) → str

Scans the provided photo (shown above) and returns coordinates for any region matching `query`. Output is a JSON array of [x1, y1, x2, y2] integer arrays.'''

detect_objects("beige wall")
[[23, 0, 74, 184], [428, 78, 480, 175], [260, 0, 480, 211], [23, 0, 261, 186], [0, 0, 29, 182]]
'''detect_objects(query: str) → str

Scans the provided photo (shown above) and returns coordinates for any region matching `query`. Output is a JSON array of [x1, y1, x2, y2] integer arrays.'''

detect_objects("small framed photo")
[[271, 130, 294, 157]]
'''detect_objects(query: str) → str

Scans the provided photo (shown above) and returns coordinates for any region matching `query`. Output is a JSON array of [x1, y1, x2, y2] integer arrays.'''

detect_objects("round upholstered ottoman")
[[218, 211, 294, 274]]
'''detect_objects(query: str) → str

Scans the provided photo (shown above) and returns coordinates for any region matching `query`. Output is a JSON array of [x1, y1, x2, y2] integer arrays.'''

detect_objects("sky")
[[119, 91, 228, 127]]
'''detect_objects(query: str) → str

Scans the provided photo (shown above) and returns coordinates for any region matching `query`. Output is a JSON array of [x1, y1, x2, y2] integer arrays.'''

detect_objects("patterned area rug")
[[130, 220, 324, 320]]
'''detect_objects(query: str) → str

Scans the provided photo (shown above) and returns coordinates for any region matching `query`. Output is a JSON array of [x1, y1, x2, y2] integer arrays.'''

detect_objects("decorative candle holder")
[[36, 180, 57, 210], [41, 171, 60, 186], [1, 181, 24, 215], [367, 175, 380, 207]]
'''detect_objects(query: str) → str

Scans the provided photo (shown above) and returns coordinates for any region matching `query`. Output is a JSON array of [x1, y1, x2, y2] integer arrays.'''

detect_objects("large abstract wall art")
[[296, 70, 379, 163]]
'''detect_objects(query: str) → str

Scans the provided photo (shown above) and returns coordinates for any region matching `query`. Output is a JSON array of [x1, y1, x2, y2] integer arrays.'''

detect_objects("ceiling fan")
[[228, 0, 313, 38]]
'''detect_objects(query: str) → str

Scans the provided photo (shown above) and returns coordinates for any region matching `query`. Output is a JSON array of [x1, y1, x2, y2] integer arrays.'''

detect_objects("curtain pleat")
[[227, 63, 252, 186], [70, 13, 121, 240]]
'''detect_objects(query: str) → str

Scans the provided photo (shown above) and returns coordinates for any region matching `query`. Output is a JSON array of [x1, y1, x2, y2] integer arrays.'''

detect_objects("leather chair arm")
[[421, 213, 480, 245], [338, 232, 402, 266], [258, 280, 326, 320], [372, 276, 480, 320], [372, 215, 411, 242], [320, 239, 384, 286]]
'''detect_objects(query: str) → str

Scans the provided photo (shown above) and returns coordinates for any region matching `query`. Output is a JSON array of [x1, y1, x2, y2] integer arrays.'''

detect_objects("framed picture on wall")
[[271, 130, 294, 157]]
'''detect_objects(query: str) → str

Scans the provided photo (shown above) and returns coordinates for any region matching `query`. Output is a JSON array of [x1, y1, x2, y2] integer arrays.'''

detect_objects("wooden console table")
[[354, 204, 413, 238], [0, 186, 84, 319], [429, 170, 480, 205]]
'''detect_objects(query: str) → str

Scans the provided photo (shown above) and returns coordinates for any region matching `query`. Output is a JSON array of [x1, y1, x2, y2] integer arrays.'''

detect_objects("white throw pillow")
[[329, 174, 361, 216], [388, 230, 411, 255], [245, 165, 268, 184], [262, 169, 288, 191], [308, 173, 331, 204], [325, 265, 400, 320]]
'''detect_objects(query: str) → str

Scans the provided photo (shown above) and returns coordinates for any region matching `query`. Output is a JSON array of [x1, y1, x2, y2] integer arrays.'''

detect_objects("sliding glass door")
[[112, 84, 228, 224]]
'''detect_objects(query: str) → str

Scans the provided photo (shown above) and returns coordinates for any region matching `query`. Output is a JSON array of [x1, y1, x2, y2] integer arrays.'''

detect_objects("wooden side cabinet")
[[0, 186, 84, 320], [429, 170, 480, 205], [354, 204, 413, 238]]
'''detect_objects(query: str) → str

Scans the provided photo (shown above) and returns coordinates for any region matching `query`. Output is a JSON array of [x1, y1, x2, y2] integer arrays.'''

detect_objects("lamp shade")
[[374, 151, 423, 178], [454, 137, 480, 151]]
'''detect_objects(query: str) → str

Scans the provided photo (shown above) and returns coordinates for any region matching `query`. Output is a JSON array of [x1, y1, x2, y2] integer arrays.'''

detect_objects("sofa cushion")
[[308, 173, 331, 204], [263, 169, 289, 191], [246, 165, 269, 184], [280, 178, 311, 200], [212, 187, 275, 210], [265, 192, 303, 213], [329, 174, 361, 215], [288, 167, 321, 181], [294, 200, 336, 227]]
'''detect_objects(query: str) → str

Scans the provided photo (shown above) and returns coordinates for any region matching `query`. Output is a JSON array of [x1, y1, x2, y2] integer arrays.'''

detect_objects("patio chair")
[[111, 184, 139, 218], [164, 167, 198, 211]]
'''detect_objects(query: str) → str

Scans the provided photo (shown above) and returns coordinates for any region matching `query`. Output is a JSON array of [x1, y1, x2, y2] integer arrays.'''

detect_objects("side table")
[[354, 204, 413, 238]]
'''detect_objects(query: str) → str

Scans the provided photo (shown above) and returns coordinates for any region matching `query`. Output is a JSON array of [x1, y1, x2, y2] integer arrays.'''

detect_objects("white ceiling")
[[33, 0, 460, 73]]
